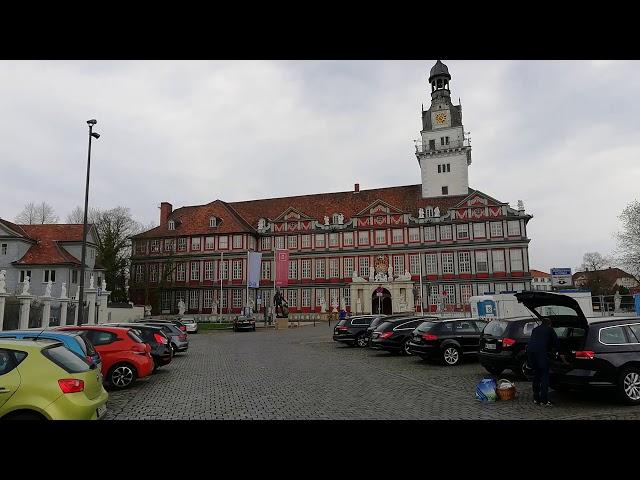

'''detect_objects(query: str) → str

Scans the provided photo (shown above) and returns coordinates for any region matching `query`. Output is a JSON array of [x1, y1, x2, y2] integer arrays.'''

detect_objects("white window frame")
[[490, 221, 503, 238], [456, 224, 469, 240], [301, 235, 311, 248], [288, 290, 298, 308], [189, 290, 199, 310], [232, 260, 243, 280], [425, 253, 438, 275], [458, 251, 471, 274], [151, 240, 160, 253], [176, 263, 186, 282], [409, 255, 420, 275], [492, 250, 506, 272], [358, 257, 370, 277], [460, 284, 472, 304], [232, 289, 242, 308], [343, 232, 354, 246], [203, 290, 213, 308], [43, 269, 56, 283], [442, 252, 454, 274], [507, 220, 520, 236], [233, 235, 243, 249], [424, 226, 436, 241], [219, 260, 228, 280], [218, 236, 229, 249], [190, 261, 200, 281], [329, 233, 339, 247], [315, 234, 325, 248], [205, 236, 215, 250], [168, 220, 175, 230], [302, 289, 311, 307], [261, 261, 271, 280], [261, 237, 272, 251], [342, 287, 351, 306], [473, 222, 486, 239], [358, 231, 369, 245], [150, 264, 158, 283], [191, 237, 201, 251], [315, 258, 325, 278], [288, 260, 298, 280], [344, 258, 354, 277], [393, 255, 404, 275], [440, 225, 452, 240], [315, 289, 325, 307], [164, 239, 174, 252], [392, 228, 404, 243], [408, 228, 420, 242], [443, 284, 455, 304], [301, 259, 311, 279], [510, 249, 523, 271], [329, 258, 339, 278], [288, 235, 298, 249], [177, 237, 187, 251], [475, 251, 488, 273], [209, 217, 217, 228], [204, 261, 214, 280], [375, 230, 386, 245]]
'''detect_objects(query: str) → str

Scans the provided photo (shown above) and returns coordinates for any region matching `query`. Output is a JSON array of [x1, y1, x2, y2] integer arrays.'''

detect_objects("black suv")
[[370, 316, 434, 355], [514, 291, 640, 405], [479, 316, 540, 377], [408, 318, 488, 366], [333, 315, 381, 347], [104, 323, 173, 371], [364, 314, 411, 347]]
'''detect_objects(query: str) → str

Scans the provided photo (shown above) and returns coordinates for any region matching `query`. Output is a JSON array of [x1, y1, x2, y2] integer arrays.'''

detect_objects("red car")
[[55, 326, 154, 390]]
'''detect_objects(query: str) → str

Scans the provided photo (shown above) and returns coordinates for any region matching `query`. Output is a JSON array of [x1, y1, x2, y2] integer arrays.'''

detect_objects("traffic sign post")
[[550, 268, 573, 289]]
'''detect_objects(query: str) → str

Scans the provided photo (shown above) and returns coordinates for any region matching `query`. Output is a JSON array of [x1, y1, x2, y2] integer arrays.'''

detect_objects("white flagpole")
[[220, 251, 224, 318], [419, 251, 424, 316], [272, 242, 276, 320]]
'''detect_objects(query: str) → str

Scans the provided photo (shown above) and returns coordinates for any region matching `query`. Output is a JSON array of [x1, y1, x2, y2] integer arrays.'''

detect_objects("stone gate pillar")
[[97, 290, 110, 324], [0, 293, 9, 331], [85, 289, 97, 325], [41, 296, 52, 329], [18, 294, 33, 329], [59, 298, 69, 326]]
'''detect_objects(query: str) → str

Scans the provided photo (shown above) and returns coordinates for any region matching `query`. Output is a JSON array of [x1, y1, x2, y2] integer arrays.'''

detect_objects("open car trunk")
[[515, 292, 589, 367]]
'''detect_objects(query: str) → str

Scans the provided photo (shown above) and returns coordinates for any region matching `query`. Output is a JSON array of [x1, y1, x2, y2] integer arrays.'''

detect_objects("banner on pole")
[[275, 249, 289, 288], [247, 251, 262, 288]]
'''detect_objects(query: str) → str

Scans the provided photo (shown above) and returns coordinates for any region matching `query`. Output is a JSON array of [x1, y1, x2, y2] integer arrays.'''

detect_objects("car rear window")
[[337, 319, 348, 326], [128, 330, 144, 343], [42, 345, 90, 373], [522, 321, 540, 337], [416, 321, 437, 333], [484, 320, 508, 337], [375, 321, 393, 331]]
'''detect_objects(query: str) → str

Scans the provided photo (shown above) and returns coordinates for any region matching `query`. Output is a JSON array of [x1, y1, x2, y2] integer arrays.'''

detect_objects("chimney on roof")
[[160, 202, 173, 226], [354, 183, 360, 193]]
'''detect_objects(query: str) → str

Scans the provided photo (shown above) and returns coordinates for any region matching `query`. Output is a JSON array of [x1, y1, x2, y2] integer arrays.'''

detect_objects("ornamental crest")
[[374, 255, 389, 274]]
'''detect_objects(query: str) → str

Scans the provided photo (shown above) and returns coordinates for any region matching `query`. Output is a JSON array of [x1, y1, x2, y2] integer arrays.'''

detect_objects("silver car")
[[140, 322, 189, 354], [178, 317, 198, 334]]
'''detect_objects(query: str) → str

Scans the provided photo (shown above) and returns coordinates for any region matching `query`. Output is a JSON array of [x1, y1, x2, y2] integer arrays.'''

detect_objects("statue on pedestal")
[[22, 276, 30, 295], [74, 286, 80, 301], [44, 280, 53, 297], [433, 206, 440, 217], [212, 301, 218, 315], [614, 291, 622, 311], [102, 279, 107, 291], [0, 270, 6, 293], [89, 275, 95, 289], [60, 282, 67, 299], [368, 269, 375, 282], [323, 216, 330, 226], [319, 295, 327, 313], [418, 208, 425, 219], [258, 218, 266, 230], [397, 271, 412, 281], [337, 213, 344, 225], [352, 270, 366, 282], [388, 264, 394, 282], [178, 299, 186, 315]]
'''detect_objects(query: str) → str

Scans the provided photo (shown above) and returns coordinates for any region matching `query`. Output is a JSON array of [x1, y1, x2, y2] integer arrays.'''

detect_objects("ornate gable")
[[273, 207, 313, 222]]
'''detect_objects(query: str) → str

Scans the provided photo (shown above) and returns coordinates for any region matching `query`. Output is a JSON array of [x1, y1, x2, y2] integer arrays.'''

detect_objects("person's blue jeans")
[[527, 351, 549, 403]]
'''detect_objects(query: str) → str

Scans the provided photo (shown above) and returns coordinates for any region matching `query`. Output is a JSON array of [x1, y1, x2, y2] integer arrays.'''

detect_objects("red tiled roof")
[[12, 224, 94, 266], [0, 218, 31, 237], [530, 269, 550, 278], [573, 268, 638, 284], [133, 185, 500, 239]]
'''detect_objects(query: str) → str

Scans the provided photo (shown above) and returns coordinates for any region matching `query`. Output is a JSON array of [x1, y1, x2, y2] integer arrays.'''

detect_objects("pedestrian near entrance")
[[527, 317, 559, 406], [339, 308, 347, 321]]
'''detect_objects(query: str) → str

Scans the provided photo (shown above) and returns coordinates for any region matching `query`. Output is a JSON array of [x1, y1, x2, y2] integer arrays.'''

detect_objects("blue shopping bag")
[[475, 377, 497, 402]]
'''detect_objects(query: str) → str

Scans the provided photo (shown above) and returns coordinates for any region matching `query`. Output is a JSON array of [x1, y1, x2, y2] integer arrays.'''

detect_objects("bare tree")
[[15, 201, 58, 224], [615, 199, 640, 278], [66, 206, 102, 224], [579, 252, 613, 272]]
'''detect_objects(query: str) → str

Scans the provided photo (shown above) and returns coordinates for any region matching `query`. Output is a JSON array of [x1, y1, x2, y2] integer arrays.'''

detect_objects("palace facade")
[[129, 61, 533, 315]]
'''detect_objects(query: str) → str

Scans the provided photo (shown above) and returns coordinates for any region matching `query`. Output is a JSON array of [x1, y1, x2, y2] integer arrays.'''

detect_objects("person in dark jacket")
[[527, 317, 559, 406]]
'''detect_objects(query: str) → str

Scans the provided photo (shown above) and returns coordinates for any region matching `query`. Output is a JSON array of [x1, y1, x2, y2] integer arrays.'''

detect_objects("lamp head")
[[87, 119, 97, 126], [91, 132, 100, 139]]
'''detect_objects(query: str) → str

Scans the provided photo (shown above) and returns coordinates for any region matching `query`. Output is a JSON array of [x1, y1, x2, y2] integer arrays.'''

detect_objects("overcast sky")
[[0, 60, 637, 273]]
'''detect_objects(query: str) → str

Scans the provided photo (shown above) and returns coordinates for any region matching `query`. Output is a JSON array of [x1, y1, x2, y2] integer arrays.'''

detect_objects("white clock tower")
[[415, 60, 472, 198]]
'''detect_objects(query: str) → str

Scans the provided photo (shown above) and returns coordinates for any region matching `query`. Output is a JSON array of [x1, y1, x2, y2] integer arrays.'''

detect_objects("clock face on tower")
[[435, 112, 447, 125]]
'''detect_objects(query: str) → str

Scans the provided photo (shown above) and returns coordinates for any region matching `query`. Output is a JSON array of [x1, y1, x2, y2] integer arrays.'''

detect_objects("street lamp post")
[[77, 119, 100, 325]]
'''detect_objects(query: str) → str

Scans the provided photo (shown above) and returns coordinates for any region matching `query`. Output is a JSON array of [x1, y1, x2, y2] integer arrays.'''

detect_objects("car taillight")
[[179, 325, 186, 331], [179, 334, 187, 341], [86, 356, 93, 364], [154, 333, 168, 344], [575, 350, 595, 359], [379, 332, 393, 339], [502, 338, 516, 347], [422, 334, 438, 341], [58, 379, 85, 394], [337, 326, 348, 331]]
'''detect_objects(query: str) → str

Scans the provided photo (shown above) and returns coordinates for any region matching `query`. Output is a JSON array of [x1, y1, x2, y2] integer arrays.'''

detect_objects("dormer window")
[[425, 207, 434, 218], [332, 213, 340, 224], [209, 217, 217, 228], [168, 220, 175, 230]]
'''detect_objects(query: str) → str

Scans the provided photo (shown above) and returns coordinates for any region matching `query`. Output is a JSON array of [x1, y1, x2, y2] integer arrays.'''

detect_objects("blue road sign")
[[551, 268, 572, 276]]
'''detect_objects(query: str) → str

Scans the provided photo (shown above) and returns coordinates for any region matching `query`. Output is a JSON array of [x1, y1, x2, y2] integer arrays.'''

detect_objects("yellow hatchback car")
[[0, 339, 108, 420]]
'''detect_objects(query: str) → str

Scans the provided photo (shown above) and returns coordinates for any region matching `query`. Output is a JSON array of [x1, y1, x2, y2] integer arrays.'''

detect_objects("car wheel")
[[442, 345, 461, 366], [170, 343, 177, 355], [3, 411, 45, 420], [515, 358, 528, 379], [485, 366, 503, 376], [355, 334, 368, 348], [108, 363, 137, 390], [618, 367, 640, 405], [401, 339, 413, 356]]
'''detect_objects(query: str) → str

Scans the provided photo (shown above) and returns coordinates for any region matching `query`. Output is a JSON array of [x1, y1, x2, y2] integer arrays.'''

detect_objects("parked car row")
[[333, 292, 640, 405], [0, 318, 191, 420]]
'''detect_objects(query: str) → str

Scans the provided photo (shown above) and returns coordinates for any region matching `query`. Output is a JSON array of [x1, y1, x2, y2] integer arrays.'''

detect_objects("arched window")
[[209, 217, 217, 228], [332, 213, 340, 224], [437, 79, 443, 89], [168, 220, 175, 230]]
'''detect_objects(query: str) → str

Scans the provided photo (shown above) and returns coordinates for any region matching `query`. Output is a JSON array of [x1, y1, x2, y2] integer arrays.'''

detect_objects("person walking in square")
[[527, 317, 559, 406]]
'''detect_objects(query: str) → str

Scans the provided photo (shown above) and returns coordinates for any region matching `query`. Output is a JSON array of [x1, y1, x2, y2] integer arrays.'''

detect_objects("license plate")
[[96, 404, 107, 418], [485, 343, 496, 350]]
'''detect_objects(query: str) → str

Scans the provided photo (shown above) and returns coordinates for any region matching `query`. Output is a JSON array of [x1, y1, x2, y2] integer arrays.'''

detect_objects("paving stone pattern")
[[105, 324, 640, 420]]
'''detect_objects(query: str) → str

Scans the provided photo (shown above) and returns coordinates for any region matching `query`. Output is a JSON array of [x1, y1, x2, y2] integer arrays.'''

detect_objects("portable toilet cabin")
[[470, 290, 594, 319]]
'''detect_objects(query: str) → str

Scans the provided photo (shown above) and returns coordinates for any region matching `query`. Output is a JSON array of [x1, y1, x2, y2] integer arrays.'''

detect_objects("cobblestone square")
[[105, 325, 640, 420]]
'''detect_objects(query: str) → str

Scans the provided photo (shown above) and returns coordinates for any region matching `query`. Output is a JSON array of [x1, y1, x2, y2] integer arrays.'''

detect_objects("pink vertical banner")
[[275, 249, 289, 288]]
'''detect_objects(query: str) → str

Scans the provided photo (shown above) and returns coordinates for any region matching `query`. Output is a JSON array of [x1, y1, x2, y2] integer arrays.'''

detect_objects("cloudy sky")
[[0, 60, 637, 273]]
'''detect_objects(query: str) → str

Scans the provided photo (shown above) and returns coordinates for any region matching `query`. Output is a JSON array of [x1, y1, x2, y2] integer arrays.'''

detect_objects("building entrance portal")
[[372, 288, 392, 315]]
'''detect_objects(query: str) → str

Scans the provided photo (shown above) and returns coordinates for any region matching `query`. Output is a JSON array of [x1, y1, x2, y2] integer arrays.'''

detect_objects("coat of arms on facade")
[[374, 255, 388, 275]]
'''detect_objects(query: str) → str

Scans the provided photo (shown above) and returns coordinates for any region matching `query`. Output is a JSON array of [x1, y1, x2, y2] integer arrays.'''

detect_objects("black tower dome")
[[429, 60, 451, 97]]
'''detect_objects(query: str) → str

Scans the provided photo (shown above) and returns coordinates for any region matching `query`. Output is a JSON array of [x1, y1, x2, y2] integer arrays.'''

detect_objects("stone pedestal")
[[72, 299, 79, 324], [41, 296, 52, 328], [0, 292, 9, 331], [59, 298, 69, 326], [97, 290, 110, 324], [276, 318, 289, 330], [18, 294, 33, 330], [85, 289, 97, 325]]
